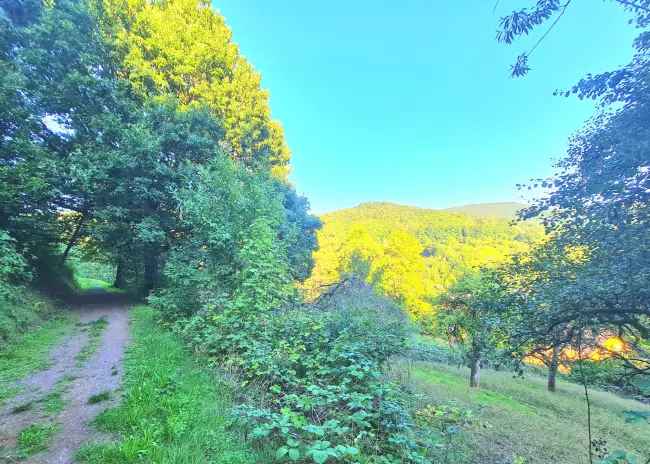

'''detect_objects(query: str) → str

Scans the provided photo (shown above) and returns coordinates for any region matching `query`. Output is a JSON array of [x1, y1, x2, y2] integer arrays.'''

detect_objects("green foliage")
[[305, 202, 542, 323], [433, 271, 510, 386], [231, 218, 295, 315], [497, 1, 650, 77], [158, 280, 432, 463], [0, 229, 51, 345], [150, 156, 297, 319], [0, 0, 317, 297], [414, 402, 474, 463], [496, 0, 650, 383], [67, 246, 116, 287], [0, 230, 30, 288]]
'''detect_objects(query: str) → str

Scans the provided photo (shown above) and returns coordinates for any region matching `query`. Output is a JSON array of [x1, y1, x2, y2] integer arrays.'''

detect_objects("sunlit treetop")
[[95, 0, 291, 178]]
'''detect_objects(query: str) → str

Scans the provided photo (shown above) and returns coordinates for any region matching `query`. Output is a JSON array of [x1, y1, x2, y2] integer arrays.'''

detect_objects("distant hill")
[[443, 202, 527, 219], [305, 202, 543, 321]]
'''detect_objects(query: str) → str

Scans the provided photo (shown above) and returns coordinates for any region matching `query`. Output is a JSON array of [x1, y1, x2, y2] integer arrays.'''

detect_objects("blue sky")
[[215, 1, 638, 214]]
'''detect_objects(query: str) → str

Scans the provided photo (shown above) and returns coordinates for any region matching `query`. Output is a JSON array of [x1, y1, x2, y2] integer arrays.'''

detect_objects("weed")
[[16, 423, 59, 457], [42, 391, 65, 414], [88, 391, 110, 404]]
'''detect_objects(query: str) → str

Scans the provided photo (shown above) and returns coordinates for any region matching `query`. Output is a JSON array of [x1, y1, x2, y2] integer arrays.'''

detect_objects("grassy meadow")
[[391, 360, 650, 464]]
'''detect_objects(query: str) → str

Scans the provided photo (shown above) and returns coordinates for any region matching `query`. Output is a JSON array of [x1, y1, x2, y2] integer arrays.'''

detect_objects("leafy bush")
[[0, 230, 40, 346], [223, 292, 427, 463], [155, 274, 432, 462], [0, 230, 66, 348], [414, 402, 474, 463], [0, 230, 31, 291]]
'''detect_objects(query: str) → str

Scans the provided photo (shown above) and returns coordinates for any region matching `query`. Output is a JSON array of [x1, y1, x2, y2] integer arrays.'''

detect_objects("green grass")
[[76, 318, 108, 366], [88, 391, 111, 404], [0, 315, 75, 406], [75, 277, 113, 290], [40, 375, 75, 415], [16, 423, 59, 457], [74, 277, 125, 295], [398, 361, 650, 464], [76, 306, 267, 464]]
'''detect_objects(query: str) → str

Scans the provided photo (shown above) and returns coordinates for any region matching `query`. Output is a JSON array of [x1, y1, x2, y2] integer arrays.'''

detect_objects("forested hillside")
[[305, 202, 543, 321]]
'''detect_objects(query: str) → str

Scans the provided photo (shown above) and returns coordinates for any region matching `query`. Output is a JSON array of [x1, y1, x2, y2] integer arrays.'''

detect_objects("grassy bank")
[[77, 306, 266, 464], [0, 313, 75, 406], [0, 287, 63, 348], [395, 361, 650, 464]]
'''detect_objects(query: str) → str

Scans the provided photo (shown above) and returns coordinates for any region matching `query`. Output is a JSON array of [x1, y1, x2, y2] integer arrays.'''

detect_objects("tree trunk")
[[547, 344, 561, 392], [61, 214, 85, 264], [143, 252, 158, 293], [469, 356, 481, 388], [114, 260, 126, 289]]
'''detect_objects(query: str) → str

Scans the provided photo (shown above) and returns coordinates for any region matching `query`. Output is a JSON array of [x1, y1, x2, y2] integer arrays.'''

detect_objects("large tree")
[[96, 0, 291, 178], [496, 0, 650, 379]]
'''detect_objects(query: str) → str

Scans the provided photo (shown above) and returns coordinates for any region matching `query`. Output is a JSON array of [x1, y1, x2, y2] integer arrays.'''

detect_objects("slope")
[[304, 202, 543, 322]]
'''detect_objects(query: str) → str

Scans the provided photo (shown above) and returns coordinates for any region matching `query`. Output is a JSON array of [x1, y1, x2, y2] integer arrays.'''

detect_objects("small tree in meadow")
[[436, 271, 505, 388]]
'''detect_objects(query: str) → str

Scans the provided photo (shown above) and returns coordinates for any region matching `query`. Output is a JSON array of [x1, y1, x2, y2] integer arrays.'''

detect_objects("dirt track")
[[0, 295, 129, 463]]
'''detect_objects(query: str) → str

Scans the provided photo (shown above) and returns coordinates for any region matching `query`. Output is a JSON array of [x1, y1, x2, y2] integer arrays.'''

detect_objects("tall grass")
[[76, 306, 267, 464]]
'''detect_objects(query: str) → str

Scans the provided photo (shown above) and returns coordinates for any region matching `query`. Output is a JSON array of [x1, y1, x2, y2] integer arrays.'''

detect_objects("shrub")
[[0, 229, 31, 292], [156, 279, 431, 462]]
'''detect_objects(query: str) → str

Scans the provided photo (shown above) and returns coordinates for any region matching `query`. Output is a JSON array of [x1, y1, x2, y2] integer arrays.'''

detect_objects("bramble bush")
[[160, 280, 433, 462]]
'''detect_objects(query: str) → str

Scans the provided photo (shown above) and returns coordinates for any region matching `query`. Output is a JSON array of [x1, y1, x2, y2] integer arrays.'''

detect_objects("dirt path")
[[0, 295, 130, 463]]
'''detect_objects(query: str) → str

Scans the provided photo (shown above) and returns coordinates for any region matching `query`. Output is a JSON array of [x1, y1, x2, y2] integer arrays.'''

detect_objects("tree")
[[436, 272, 505, 388], [0, 0, 318, 296], [96, 0, 291, 177], [497, 0, 650, 380], [0, 0, 136, 278], [150, 155, 306, 319]]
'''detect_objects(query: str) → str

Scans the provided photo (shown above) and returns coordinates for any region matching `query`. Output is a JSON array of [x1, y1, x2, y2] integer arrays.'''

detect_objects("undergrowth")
[[159, 280, 437, 463]]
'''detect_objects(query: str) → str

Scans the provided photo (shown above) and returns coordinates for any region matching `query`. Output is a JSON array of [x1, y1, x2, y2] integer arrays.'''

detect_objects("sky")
[[214, 1, 639, 214]]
